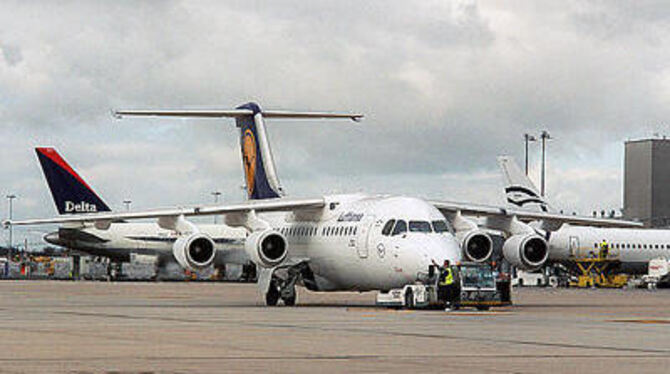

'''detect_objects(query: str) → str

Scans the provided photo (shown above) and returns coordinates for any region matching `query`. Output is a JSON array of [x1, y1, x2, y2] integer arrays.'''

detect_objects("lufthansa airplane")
[[6, 103, 640, 306], [35, 147, 248, 273], [499, 156, 668, 274]]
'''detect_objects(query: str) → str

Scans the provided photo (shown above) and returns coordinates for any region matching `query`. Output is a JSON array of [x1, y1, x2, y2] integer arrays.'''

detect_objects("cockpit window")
[[381, 220, 395, 236], [409, 221, 432, 233], [432, 220, 451, 233], [392, 220, 407, 236]]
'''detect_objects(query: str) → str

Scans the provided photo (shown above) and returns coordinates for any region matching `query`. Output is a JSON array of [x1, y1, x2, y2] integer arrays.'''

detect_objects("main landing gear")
[[262, 262, 310, 306]]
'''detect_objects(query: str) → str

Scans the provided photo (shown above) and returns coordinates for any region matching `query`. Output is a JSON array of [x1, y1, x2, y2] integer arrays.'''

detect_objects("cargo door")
[[569, 236, 579, 258]]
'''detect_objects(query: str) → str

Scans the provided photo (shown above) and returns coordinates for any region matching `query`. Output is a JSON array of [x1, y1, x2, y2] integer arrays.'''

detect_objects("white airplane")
[[35, 147, 249, 274], [499, 156, 667, 273], [5, 103, 640, 305]]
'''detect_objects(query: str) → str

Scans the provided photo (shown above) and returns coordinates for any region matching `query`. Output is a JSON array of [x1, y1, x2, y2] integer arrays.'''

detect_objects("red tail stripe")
[[36, 147, 96, 193]]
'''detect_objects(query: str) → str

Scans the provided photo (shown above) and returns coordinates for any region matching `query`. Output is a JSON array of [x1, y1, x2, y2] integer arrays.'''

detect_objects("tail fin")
[[113, 102, 362, 200], [35, 147, 111, 214], [235, 103, 283, 200], [497, 156, 552, 213]]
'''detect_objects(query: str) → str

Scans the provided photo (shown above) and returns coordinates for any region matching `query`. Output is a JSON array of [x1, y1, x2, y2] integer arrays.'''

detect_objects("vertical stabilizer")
[[235, 102, 284, 200], [497, 156, 552, 212], [35, 147, 112, 215]]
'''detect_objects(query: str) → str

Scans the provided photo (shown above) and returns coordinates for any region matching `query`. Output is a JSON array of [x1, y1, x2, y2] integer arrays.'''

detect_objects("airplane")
[[5, 102, 641, 306], [34, 147, 249, 276], [499, 155, 669, 274]]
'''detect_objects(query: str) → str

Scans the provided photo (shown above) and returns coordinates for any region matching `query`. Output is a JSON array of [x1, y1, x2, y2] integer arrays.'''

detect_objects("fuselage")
[[263, 194, 462, 292], [45, 193, 463, 292], [549, 224, 670, 273]]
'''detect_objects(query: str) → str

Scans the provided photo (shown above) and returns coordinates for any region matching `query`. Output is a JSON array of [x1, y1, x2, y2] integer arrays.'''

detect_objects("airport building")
[[624, 138, 670, 227]]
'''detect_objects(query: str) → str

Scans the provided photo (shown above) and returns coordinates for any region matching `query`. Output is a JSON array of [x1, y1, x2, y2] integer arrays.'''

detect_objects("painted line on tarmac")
[[608, 319, 670, 324], [52, 310, 670, 355]]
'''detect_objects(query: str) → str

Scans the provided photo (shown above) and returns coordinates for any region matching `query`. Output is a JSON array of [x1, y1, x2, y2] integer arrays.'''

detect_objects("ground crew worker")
[[600, 240, 609, 259], [438, 260, 457, 311]]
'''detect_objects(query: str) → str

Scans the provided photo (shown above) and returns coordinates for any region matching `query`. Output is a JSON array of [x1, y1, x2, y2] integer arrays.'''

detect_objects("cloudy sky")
[[1, 1, 669, 246]]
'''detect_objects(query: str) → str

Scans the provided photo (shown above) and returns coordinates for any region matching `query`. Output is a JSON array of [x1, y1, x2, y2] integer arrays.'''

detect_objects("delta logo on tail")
[[35, 147, 111, 215]]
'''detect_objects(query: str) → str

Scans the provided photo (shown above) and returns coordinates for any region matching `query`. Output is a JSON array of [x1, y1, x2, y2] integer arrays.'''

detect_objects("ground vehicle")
[[376, 262, 512, 310]]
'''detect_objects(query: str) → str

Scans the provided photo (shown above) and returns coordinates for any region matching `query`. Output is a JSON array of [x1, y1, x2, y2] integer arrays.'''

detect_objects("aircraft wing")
[[430, 200, 643, 228], [4, 198, 325, 226]]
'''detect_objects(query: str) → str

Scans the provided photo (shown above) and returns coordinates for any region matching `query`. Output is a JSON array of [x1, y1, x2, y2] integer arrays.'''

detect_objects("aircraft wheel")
[[282, 294, 296, 306], [265, 281, 280, 306], [476, 306, 490, 311], [404, 289, 414, 309]]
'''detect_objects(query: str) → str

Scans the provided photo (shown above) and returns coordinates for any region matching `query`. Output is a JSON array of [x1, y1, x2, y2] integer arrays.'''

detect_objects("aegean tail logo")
[[64, 201, 98, 213]]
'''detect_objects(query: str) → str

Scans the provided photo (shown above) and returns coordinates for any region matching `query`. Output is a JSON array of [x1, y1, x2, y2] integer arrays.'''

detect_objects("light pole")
[[523, 133, 537, 176], [540, 130, 552, 197], [6, 195, 16, 250], [211, 191, 222, 224], [123, 200, 132, 212]]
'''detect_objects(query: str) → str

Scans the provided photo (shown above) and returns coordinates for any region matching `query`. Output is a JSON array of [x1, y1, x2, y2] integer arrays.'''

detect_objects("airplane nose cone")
[[43, 232, 61, 245], [423, 235, 461, 264]]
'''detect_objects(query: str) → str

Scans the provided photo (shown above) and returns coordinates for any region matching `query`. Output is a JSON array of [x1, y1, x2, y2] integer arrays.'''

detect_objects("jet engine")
[[502, 234, 548, 271], [458, 230, 493, 263], [172, 233, 216, 271], [245, 229, 288, 268]]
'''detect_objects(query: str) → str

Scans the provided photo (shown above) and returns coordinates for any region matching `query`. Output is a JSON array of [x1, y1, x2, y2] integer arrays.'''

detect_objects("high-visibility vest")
[[439, 268, 454, 286]]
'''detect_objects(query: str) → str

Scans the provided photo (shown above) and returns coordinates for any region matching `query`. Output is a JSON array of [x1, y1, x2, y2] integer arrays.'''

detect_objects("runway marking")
[[345, 307, 513, 316], [609, 319, 670, 324], [50, 310, 670, 355]]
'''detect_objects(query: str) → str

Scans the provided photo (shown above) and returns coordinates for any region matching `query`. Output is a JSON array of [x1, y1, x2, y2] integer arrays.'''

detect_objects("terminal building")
[[624, 138, 670, 227]]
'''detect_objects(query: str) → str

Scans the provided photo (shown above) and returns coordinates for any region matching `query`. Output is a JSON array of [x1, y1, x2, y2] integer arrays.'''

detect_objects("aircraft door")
[[356, 215, 376, 259], [569, 236, 579, 258]]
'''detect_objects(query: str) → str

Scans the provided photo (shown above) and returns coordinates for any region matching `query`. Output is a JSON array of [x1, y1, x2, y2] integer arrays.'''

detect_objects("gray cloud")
[[1, 1, 670, 245]]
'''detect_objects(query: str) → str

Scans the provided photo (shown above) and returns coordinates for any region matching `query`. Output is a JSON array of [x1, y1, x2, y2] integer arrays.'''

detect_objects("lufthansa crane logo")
[[242, 129, 257, 196]]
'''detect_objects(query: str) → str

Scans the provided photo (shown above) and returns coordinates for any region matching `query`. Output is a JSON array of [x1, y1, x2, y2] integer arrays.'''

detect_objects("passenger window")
[[392, 220, 407, 236], [382, 220, 396, 236]]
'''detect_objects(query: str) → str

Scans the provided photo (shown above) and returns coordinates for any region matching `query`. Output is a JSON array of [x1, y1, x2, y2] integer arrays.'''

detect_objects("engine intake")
[[172, 233, 216, 271], [245, 229, 288, 268], [502, 234, 548, 271], [459, 230, 493, 263]]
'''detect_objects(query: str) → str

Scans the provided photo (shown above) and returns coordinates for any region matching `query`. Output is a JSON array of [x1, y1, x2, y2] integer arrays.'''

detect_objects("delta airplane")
[[35, 147, 249, 274], [5, 102, 640, 306], [499, 156, 668, 273]]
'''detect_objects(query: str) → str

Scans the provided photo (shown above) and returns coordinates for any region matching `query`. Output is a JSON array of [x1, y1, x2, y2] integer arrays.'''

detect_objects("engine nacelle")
[[245, 229, 288, 268], [502, 234, 549, 271], [457, 230, 493, 263], [172, 233, 216, 271]]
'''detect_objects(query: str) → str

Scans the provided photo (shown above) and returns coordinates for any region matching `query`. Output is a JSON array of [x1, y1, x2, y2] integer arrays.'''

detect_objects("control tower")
[[624, 138, 670, 227]]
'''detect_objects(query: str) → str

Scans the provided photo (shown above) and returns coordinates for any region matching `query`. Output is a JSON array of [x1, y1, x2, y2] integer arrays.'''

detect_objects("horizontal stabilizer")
[[113, 109, 363, 122]]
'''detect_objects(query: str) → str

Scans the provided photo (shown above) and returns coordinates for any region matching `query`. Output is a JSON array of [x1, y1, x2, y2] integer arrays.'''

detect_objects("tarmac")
[[0, 281, 668, 373]]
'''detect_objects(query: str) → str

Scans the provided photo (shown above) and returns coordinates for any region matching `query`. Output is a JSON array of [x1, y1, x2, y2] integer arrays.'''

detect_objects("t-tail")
[[114, 102, 363, 200], [497, 156, 552, 213], [35, 147, 112, 215]]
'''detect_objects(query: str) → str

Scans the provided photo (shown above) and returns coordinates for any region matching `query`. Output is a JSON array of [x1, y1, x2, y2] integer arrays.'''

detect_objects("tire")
[[282, 291, 297, 306], [404, 289, 414, 309], [265, 281, 280, 306], [476, 306, 490, 311]]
